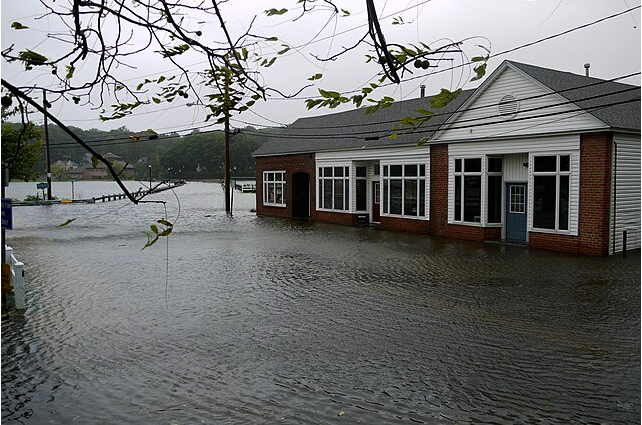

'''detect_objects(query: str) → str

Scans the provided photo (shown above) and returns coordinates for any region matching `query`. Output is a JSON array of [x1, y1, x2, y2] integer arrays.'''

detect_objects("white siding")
[[448, 134, 579, 156], [434, 67, 604, 142], [610, 134, 641, 253], [504, 154, 529, 182]]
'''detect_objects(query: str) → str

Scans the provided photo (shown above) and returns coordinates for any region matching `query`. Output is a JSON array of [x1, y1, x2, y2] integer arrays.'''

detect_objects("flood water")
[[2, 181, 640, 424]]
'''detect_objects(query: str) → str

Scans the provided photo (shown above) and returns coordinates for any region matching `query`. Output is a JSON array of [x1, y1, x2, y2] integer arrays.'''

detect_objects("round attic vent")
[[498, 94, 519, 119]]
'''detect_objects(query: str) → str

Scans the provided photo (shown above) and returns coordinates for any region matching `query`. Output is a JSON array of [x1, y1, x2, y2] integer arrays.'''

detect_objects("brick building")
[[253, 61, 641, 255]]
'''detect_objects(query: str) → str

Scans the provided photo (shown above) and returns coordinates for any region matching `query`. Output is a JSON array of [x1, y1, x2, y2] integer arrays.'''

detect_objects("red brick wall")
[[380, 216, 430, 234], [529, 133, 613, 256], [430, 144, 449, 237], [429, 144, 501, 242], [255, 154, 316, 219]]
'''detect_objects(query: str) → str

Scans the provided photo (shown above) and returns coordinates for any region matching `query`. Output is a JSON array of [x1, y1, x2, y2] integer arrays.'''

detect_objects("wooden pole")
[[43, 90, 52, 200]]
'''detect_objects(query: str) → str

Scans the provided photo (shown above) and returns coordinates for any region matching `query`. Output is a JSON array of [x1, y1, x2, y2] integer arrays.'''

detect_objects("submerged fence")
[[4, 246, 25, 310]]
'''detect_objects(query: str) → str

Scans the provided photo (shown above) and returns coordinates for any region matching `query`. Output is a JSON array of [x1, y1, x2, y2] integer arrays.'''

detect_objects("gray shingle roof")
[[253, 61, 640, 157], [252, 90, 474, 157], [508, 61, 640, 131]]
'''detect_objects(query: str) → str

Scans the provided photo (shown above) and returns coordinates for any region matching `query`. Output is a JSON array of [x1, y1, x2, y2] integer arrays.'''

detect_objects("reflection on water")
[[2, 182, 640, 424]]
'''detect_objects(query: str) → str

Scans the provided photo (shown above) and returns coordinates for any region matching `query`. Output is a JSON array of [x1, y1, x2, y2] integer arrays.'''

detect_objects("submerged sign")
[[1, 198, 12, 230]]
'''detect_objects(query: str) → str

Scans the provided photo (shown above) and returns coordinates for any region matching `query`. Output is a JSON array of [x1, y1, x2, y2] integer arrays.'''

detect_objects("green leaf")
[[157, 219, 172, 227], [277, 45, 290, 55], [18, 50, 47, 67], [265, 36, 278, 42], [58, 218, 76, 227], [152, 97, 161, 104], [415, 108, 433, 117], [307, 73, 323, 81], [91, 156, 99, 168], [470, 63, 487, 82], [157, 76, 166, 84], [150, 224, 159, 235], [66, 65, 75, 79], [265, 8, 287, 16], [429, 88, 462, 109], [11, 22, 28, 30], [341, 9, 350, 16]]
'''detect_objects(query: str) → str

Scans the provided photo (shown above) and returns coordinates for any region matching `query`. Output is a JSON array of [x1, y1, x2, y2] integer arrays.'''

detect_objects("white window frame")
[[318, 165, 350, 212], [263, 170, 286, 207], [531, 154, 572, 233], [453, 157, 483, 224], [381, 162, 428, 219]]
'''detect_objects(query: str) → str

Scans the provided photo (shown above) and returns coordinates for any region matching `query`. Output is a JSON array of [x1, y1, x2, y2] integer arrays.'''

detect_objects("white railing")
[[4, 246, 25, 310]]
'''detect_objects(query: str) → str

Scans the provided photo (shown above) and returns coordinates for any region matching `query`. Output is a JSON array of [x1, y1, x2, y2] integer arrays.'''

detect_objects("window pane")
[[509, 185, 525, 214], [465, 158, 481, 173], [356, 166, 367, 177], [268, 183, 275, 203], [455, 175, 462, 221], [324, 167, 333, 177], [318, 167, 323, 177], [404, 180, 418, 216], [533, 176, 556, 229], [534, 156, 556, 172], [344, 167, 349, 177], [455, 159, 462, 173], [345, 181, 349, 211], [488, 157, 502, 173], [334, 167, 343, 177], [334, 179, 343, 209], [463, 175, 481, 222], [419, 180, 426, 216], [390, 165, 402, 177], [319, 179, 324, 208], [390, 179, 402, 214], [323, 180, 332, 209], [405, 164, 418, 177], [275, 183, 283, 204], [383, 181, 388, 213], [487, 175, 502, 223], [356, 179, 367, 210], [420, 164, 426, 176], [560, 155, 570, 172], [559, 176, 569, 230], [383, 166, 388, 177]]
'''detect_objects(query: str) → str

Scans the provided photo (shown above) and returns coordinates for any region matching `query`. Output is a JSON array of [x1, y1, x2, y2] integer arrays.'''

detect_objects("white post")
[[11, 258, 25, 310], [5, 245, 13, 263]]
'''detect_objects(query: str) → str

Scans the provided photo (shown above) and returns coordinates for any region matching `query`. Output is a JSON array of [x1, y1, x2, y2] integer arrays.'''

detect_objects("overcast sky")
[[1, 0, 640, 134]]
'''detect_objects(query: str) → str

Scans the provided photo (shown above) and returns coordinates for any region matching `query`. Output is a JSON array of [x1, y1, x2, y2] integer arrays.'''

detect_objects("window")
[[487, 158, 503, 224], [356, 166, 367, 211], [382, 163, 427, 217], [454, 158, 482, 222], [318, 166, 350, 211], [509, 185, 525, 213], [532, 155, 570, 231], [263, 171, 286, 206]]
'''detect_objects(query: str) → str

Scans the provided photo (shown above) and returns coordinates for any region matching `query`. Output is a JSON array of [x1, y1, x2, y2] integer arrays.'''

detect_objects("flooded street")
[[2, 181, 640, 424]]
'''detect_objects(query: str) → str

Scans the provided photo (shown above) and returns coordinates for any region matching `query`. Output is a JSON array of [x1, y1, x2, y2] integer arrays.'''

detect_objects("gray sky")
[[1, 0, 640, 133]]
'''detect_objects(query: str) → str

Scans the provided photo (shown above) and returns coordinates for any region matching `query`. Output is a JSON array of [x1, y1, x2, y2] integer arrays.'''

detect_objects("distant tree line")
[[26, 124, 272, 182]]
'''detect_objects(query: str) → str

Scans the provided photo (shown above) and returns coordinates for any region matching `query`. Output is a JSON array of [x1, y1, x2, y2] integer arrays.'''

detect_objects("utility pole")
[[43, 90, 52, 200], [224, 113, 231, 216]]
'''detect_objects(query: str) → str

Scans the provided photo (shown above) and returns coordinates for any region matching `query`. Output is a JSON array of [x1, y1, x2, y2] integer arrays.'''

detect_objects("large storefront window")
[[263, 171, 286, 207], [454, 158, 482, 222], [318, 166, 350, 211], [382, 163, 426, 217], [355, 166, 368, 211], [487, 157, 503, 224], [533, 155, 570, 231]]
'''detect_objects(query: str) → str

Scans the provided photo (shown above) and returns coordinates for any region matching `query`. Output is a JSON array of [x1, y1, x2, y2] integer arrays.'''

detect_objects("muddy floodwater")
[[2, 181, 640, 424]]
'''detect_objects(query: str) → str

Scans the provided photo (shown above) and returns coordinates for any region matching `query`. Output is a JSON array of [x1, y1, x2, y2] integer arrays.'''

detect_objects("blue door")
[[506, 184, 527, 241]]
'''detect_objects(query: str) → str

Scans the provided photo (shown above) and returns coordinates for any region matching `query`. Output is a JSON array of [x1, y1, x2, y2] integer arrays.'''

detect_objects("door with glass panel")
[[506, 183, 527, 241]]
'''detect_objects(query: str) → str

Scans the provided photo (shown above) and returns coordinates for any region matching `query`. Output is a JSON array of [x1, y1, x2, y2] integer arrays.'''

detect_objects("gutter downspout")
[[612, 141, 617, 255]]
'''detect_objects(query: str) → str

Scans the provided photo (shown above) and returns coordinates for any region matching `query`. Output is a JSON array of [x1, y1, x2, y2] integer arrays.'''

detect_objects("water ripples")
[[2, 182, 640, 424]]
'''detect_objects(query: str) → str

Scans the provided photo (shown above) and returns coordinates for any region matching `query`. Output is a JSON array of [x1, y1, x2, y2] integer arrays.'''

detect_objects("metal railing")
[[4, 246, 25, 310]]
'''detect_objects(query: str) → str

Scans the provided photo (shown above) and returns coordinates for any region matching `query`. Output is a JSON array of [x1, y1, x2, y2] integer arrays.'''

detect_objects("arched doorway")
[[292, 172, 310, 218]]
